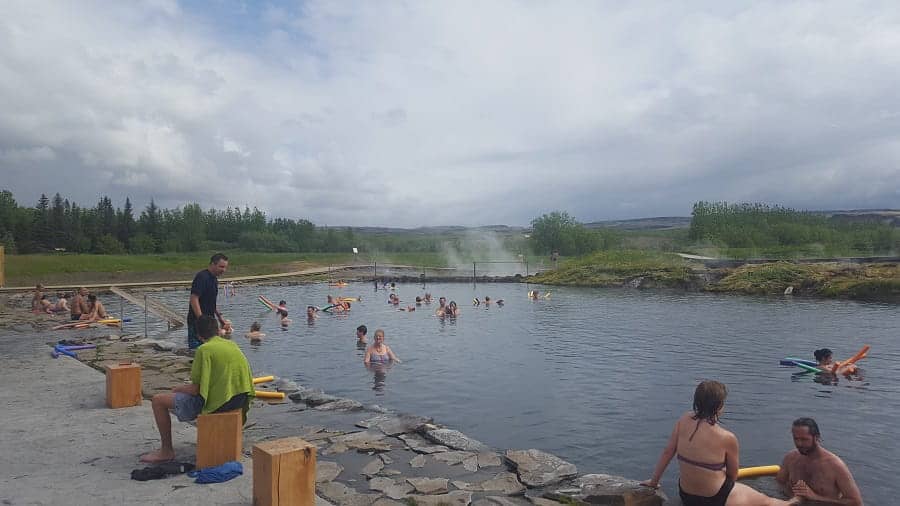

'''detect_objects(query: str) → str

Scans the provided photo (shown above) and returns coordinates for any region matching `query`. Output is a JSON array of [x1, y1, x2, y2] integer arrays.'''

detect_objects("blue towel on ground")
[[187, 461, 242, 484]]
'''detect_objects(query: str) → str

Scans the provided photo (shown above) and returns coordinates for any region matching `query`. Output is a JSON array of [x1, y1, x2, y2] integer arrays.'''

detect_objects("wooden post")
[[104, 363, 142, 408], [253, 437, 317, 506], [196, 410, 243, 469]]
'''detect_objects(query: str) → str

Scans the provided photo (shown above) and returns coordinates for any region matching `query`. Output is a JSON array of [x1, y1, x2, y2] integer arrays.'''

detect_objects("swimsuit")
[[677, 454, 726, 471], [679, 478, 734, 506], [677, 418, 732, 506], [369, 349, 390, 364]]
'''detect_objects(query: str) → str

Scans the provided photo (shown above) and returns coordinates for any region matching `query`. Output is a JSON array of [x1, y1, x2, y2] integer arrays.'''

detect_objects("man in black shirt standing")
[[187, 253, 229, 350]]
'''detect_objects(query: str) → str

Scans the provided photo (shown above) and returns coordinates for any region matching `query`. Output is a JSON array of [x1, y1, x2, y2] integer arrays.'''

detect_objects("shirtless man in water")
[[776, 418, 863, 505]]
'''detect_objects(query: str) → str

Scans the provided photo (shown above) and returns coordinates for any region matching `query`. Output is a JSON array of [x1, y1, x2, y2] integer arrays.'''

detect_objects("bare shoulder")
[[824, 449, 853, 472], [781, 449, 801, 465]]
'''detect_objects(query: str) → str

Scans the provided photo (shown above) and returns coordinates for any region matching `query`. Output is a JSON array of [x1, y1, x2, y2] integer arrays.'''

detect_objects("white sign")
[[352, 247, 358, 254]]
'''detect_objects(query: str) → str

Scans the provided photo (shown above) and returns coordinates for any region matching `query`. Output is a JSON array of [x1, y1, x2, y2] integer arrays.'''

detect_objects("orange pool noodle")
[[830, 345, 870, 374]]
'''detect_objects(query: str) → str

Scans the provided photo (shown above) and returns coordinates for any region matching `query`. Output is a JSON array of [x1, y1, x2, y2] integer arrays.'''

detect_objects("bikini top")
[[369, 348, 390, 363], [678, 418, 726, 471], [677, 453, 726, 472]]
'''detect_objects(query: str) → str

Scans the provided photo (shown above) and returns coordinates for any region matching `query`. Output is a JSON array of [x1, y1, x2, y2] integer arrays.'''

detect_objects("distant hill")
[[336, 210, 900, 235], [817, 209, 900, 227], [584, 209, 900, 231], [340, 224, 526, 236], [583, 217, 691, 231]]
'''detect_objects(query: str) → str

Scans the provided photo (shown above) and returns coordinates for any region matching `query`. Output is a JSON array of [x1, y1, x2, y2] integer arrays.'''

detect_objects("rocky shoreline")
[[1, 294, 667, 506]]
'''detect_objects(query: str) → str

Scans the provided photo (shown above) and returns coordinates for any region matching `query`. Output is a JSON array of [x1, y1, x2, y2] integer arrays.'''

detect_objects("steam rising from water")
[[441, 231, 530, 276]]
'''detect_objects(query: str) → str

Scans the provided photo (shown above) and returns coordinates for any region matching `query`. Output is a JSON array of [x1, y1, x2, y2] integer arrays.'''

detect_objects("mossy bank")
[[529, 251, 900, 303]]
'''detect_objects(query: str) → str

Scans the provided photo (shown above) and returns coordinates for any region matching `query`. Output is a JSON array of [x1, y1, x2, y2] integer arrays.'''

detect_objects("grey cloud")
[[0, 1, 898, 227]]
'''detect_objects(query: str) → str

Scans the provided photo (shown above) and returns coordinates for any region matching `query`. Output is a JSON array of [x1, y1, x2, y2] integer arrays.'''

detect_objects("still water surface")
[[139, 282, 898, 503]]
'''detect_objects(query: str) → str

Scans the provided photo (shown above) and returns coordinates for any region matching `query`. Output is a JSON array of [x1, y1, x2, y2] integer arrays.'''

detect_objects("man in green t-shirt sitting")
[[140, 315, 255, 463]]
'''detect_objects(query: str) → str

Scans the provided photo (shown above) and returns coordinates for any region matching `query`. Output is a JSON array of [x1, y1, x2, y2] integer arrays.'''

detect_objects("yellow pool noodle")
[[253, 375, 275, 384], [255, 390, 285, 399], [737, 465, 780, 479]]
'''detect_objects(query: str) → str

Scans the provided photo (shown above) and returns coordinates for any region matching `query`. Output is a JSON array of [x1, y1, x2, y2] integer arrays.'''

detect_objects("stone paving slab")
[[0, 336, 336, 506]]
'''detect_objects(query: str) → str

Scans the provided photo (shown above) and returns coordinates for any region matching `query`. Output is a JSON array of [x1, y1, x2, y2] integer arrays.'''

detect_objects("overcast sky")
[[1, 1, 899, 227]]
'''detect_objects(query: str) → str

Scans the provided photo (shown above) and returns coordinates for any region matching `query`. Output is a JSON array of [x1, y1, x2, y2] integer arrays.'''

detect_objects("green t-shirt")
[[191, 336, 255, 415]]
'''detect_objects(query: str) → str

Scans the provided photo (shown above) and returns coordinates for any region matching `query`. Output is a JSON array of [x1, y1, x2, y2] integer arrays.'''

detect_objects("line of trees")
[[688, 201, 897, 253], [0, 190, 357, 254]]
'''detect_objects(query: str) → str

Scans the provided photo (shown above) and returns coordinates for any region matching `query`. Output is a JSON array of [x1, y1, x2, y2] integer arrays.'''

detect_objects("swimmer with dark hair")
[[277, 308, 291, 326], [245, 322, 265, 342], [813, 348, 833, 368], [814, 348, 859, 375], [307, 306, 318, 319]]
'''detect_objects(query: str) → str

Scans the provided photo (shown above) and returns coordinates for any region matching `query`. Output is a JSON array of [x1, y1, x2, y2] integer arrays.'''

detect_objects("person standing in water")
[[363, 329, 401, 365], [245, 322, 265, 342]]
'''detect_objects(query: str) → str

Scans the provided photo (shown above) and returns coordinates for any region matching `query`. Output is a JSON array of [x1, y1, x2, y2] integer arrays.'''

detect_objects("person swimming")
[[245, 322, 265, 342], [814, 347, 858, 375], [814, 348, 833, 368], [277, 308, 291, 326]]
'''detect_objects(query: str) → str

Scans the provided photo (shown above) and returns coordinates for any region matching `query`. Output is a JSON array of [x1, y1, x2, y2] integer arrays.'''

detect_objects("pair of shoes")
[[130, 462, 195, 481]]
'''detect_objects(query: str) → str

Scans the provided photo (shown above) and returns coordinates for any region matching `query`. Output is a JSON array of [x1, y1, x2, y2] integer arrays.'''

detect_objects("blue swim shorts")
[[173, 393, 204, 422]]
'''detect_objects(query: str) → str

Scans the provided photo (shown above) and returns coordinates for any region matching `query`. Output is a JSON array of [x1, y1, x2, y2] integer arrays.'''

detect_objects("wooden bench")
[[253, 437, 317, 506], [196, 410, 243, 469]]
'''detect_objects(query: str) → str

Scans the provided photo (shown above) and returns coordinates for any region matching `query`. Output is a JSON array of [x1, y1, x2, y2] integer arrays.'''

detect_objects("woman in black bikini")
[[641, 381, 798, 506]]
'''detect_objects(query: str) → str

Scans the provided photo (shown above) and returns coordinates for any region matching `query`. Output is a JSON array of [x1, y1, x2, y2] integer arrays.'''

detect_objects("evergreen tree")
[[118, 197, 136, 251], [139, 199, 163, 252], [51, 193, 65, 249], [34, 193, 51, 250]]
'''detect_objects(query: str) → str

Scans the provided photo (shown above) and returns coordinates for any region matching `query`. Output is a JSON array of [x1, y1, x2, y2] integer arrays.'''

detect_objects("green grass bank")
[[4, 251, 450, 287], [530, 251, 900, 303]]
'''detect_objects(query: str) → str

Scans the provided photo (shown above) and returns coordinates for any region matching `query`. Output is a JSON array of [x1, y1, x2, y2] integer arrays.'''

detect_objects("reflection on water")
[[134, 282, 898, 505], [368, 363, 393, 393]]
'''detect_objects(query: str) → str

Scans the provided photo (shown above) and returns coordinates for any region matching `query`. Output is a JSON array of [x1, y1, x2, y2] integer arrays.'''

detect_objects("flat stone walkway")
[[0, 335, 258, 505]]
